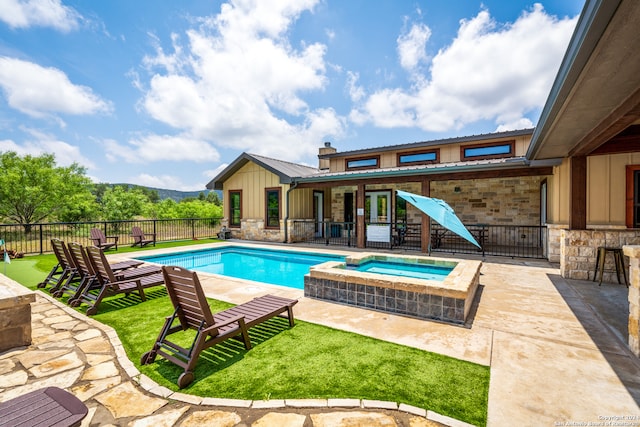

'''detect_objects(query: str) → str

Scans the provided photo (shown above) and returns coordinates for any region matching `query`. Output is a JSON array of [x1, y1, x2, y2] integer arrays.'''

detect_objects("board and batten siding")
[[222, 162, 316, 222], [223, 162, 283, 219], [548, 152, 639, 227]]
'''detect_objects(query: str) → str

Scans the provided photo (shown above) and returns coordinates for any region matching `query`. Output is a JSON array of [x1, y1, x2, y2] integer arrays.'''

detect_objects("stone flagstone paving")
[[0, 292, 459, 427]]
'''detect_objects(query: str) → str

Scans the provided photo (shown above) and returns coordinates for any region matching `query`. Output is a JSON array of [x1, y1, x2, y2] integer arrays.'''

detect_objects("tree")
[[100, 186, 150, 225], [0, 152, 94, 232]]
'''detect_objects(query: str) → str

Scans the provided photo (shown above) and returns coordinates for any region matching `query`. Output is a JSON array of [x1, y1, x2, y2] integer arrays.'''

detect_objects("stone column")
[[623, 245, 640, 356], [0, 274, 36, 352]]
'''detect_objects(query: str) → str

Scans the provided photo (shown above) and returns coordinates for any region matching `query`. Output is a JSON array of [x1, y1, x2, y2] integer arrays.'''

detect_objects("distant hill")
[[111, 184, 222, 202]]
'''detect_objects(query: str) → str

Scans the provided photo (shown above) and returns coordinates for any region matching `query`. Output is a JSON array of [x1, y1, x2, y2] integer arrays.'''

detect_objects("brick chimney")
[[318, 142, 336, 170]]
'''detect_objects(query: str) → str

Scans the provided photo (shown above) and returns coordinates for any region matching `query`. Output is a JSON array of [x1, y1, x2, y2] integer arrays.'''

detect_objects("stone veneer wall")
[[431, 176, 543, 225], [623, 245, 640, 356], [547, 224, 566, 263], [227, 219, 284, 242], [560, 229, 640, 281], [304, 276, 467, 324]]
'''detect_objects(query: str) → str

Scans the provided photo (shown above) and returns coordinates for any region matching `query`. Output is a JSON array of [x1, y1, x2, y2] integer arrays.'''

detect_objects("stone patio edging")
[[35, 290, 474, 427]]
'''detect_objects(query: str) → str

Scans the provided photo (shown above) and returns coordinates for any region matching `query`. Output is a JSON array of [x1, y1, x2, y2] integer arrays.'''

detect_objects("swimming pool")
[[136, 246, 344, 289]]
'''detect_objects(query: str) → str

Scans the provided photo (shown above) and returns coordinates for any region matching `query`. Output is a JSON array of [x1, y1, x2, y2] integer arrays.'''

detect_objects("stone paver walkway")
[[0, 291, 460, 427]]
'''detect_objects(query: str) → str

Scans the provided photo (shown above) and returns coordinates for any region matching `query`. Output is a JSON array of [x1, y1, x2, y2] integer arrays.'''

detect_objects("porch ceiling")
[[528, 0, 640, 160]]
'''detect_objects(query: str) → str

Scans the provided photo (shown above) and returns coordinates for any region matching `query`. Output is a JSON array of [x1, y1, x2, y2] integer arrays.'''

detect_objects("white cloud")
[[351, 4, 578, 132], [203, 163, 229, 180], [346, 71, 365, 103], [397, 22, 431, 72], [0, 129, 95, 168], [128, 173, 204, 191], [0, 0, 82, 32], [104, 133, 220, 164], [137, 0, 344, 162], [0, 57, 112, 121]]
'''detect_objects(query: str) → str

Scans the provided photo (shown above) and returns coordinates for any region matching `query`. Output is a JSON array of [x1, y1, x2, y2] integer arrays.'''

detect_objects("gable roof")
[[206, 153, 318, 190]]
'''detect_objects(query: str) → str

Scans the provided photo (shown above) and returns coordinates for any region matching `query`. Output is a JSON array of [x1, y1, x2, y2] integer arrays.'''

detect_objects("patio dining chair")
[[141, 265, 298, 388]]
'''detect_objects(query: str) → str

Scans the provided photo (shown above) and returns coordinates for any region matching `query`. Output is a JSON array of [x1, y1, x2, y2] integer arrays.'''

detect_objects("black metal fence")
[[291, 220, 548, 259], [0, 218, 223, 255]]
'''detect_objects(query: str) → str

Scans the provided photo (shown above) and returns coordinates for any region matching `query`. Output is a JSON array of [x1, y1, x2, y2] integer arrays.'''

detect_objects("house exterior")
[[207, 0, 640, 284]]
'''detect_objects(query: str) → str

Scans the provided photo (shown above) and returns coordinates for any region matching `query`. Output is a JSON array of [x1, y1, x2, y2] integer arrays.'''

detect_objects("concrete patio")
[[1, 243, 639, 426]]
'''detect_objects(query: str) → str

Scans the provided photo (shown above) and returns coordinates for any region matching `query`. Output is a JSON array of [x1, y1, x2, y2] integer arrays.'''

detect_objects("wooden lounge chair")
[[37, 239, 79, 293], [90, 228, 118, 251], [71, 245, 164, 315], [57, 242, 143, 302], [0, 386, 88, 427], [141, 265, 298, 388], [131, 226, 156, 247]]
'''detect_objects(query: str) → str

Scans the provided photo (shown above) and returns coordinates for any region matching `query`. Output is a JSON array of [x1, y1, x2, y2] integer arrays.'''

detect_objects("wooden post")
[[569, 156, 587, 230], [421, 179, 431, 254], [357, 184, 366, 249]]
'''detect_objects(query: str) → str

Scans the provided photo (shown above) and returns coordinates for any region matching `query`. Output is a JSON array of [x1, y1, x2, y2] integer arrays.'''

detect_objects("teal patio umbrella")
[[396, 190, 481, 249]]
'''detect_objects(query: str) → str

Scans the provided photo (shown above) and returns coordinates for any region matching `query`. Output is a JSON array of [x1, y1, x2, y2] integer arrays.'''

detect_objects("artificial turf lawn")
[[5, 242, 490, 426]]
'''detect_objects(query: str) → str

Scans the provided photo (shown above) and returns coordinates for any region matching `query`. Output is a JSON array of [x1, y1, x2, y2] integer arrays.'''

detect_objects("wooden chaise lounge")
[[57, 242, 143, 302], [0, 386, 88, 427], [37, 239, 79, 293], [70, 245, 164, 315], [141, 265, 298, 388]]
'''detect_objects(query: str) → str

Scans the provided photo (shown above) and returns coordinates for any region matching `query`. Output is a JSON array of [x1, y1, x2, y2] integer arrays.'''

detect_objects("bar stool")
[[593, 246, 628, 287]]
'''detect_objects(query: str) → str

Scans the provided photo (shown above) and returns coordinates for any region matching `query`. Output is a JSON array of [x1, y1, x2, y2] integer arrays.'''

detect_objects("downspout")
[[283, 181, 298, 243]]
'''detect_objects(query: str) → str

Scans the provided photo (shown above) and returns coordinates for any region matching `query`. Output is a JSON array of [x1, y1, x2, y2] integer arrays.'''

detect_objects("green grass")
[[3, 242, 490, 426]]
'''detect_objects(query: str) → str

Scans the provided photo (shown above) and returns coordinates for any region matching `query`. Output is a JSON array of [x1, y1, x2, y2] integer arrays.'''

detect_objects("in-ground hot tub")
[[304, 253, 481, 325]]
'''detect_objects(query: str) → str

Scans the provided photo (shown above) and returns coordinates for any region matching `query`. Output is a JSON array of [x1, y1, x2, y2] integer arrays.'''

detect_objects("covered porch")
[[287, 169, 551, 259]]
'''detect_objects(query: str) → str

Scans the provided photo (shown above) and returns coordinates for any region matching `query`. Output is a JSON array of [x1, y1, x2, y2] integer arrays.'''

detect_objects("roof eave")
[[527, 0, 622, 160], [296, 158, 534, 183]]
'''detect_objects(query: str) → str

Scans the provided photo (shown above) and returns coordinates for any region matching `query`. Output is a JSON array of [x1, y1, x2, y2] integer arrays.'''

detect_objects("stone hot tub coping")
[[304, 253, 481, 325]]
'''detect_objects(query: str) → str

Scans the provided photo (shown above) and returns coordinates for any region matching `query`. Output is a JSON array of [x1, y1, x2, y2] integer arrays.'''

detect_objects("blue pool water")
[[136, 246, 344, 289], [353, 261, 453, 281]]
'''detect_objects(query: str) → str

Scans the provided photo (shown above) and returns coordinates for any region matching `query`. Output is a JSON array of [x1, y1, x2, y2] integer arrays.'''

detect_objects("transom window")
[[461, 141, 514, 160], [346, 156, 379, 170], [397, 149, 439, 165], [265, 188, 281, 229], [229, 190, 242, 227]]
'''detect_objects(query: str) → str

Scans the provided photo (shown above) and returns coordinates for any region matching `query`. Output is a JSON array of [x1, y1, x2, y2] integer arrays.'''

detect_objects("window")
[[265, 188, 281, 228], [346, 156, 379, 170], [397, 150, 439, 165], [461, 141, 514, 160], [395, 195, 407, 225], [229, 190, 242, 227]]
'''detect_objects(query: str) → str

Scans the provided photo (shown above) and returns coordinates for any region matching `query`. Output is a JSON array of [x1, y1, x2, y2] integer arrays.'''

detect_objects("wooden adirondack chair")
[[131, 226, 156, 247], [89, 228, 118, 251], [141, 265, 298, 388]]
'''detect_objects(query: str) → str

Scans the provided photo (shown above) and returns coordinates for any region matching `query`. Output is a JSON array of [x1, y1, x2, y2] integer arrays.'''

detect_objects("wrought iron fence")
[[291, 220, 548, 259], [0, 218, 223, 255]]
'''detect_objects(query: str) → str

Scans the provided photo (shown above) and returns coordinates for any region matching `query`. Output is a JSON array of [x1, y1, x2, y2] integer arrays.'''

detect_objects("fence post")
[[39, 224, 43, 254], [191, 219, 195, 240]]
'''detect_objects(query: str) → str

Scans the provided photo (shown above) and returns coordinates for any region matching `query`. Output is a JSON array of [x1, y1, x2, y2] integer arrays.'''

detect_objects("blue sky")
[[0, 0, 584, 191]]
